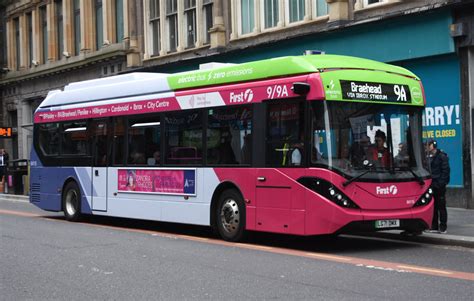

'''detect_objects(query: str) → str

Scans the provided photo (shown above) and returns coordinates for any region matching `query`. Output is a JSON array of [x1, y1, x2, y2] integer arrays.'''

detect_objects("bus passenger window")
[[127, 117, 161, 166], [165, 110, 202, 165], [265, 101, 304, 167], [38, 123, 60, 156], [113, 117, 126, 165], [62, 122, 88, 156], [207, 106, 252, 165]]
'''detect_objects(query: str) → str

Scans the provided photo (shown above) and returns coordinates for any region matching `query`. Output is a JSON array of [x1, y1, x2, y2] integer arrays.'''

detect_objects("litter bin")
[[6, 159, 29, 195]]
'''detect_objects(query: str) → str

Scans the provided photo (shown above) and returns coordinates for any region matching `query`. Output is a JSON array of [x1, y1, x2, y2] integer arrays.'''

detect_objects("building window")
[[241, 0, 255, 34], [40, 6, 48, 64], [73, 0, 81, 55], [115, 0, 124, 42], [27, 13, 33, 67], [14, 18, 20, 70], [184, 0, 196, 48], [263, 0, 279, 29], [56, 0, 64, 59], [166, 0, 178, 52], [202, 0, 213, 44], [150, 0, 161, 55], [95, 0, 103, 50], [314, 0, 328, 17], [288, 0, 305, 23], [364, 0, 385, 5]]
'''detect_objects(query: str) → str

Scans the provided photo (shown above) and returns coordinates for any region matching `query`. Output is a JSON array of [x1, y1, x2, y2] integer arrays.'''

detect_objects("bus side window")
[[164, 110, 203, 165], [207, 106, 252, 166], [113, 117, 126, 165], [265, 101, 304, 167], [127, 116, 160, 165], [38, 123, 60, 156]]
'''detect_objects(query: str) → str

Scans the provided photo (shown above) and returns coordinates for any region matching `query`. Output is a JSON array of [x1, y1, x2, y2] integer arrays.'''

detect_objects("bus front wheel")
[[62, 181, 82, 222], [216, 189, 245, 242]]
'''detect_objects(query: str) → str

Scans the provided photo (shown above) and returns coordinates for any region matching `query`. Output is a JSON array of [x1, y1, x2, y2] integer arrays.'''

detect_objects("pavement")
[[1, 192, 473, 248]]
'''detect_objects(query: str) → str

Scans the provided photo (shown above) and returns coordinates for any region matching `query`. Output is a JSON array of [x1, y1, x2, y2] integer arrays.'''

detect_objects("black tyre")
[[216, 189, 245, 242], [62, 181, 82, 221]]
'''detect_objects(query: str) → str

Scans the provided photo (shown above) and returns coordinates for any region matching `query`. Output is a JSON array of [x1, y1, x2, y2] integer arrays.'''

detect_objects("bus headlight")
[[297, 177, 359, 209], [414, 188, 433, 207]]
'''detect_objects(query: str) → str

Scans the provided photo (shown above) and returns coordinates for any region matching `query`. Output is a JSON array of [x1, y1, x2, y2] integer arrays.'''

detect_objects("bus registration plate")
[[375, 219, 400, 229]]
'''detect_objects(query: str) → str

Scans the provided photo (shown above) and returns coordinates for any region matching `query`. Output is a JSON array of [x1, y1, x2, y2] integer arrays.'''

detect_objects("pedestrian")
[[426, 139, 450, 233], [0, 149, 8, 192]]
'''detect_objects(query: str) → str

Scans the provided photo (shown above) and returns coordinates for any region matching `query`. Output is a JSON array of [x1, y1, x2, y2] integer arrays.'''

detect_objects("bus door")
[[255, 100, 306, 234], [90, 119, 109, 211]]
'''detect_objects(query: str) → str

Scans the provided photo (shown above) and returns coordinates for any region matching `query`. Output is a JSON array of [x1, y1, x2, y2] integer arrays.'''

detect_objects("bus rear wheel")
[[62, 181, 82, 222], [216, 189, 245, 242]]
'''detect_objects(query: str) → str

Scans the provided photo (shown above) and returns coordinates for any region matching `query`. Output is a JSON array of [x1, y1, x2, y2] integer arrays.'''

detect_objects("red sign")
[[0, 127, 12, 138]]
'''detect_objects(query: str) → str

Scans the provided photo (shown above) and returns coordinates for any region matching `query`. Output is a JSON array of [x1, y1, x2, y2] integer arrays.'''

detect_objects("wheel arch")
[[210, 181, 245, 229], [61, 176, 80, 211]]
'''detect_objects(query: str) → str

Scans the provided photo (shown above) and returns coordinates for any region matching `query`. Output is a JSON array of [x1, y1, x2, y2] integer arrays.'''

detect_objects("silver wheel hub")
[[65, 190, 78, 216], [220, 199, 240, 235]]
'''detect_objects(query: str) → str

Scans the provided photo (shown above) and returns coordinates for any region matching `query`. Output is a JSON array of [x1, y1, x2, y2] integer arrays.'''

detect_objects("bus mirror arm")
[[292, 82, 310, 95]]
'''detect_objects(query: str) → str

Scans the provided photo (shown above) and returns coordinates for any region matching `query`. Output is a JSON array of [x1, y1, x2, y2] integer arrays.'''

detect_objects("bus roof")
[[39, 54, 419, 108]]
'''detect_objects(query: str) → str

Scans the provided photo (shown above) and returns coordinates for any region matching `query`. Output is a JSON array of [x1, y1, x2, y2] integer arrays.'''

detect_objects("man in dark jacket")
[[426, 139, 450, 233]]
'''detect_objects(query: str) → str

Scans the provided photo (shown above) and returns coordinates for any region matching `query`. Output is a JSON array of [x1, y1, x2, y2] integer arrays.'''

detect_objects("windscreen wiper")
[[403, 167, 425, 186], [342, 161, 375, 187]]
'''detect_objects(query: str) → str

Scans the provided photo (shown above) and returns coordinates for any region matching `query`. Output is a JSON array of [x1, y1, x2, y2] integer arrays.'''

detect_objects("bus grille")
[[30, 193, 41, 202], [31, 183, 41, 192]]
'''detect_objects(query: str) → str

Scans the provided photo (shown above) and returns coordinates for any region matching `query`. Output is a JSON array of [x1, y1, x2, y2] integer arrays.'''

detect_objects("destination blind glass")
[[340, 80, 412, 103]]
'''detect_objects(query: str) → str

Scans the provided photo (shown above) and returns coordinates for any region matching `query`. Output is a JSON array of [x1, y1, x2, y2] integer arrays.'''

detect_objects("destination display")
[[340, 80, 412, 103]]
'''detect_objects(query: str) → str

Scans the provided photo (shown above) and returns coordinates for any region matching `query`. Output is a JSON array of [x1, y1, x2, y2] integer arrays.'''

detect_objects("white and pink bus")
[[30, 54, 434, 241]]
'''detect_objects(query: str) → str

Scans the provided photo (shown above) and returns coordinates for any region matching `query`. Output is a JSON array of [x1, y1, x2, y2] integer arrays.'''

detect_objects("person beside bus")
[[426, 139, 450, 234], [0, 149, 8, 191]]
